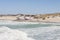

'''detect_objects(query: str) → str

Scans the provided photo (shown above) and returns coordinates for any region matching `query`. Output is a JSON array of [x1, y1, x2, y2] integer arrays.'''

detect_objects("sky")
[[0, 0, 60, 14]]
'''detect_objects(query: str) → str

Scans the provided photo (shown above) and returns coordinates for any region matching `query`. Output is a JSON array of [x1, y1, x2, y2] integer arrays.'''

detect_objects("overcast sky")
[[0, 0, 60, 14]]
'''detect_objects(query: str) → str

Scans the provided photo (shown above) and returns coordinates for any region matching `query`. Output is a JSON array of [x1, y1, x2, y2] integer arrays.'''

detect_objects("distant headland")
[[0, 13, 60, 22]]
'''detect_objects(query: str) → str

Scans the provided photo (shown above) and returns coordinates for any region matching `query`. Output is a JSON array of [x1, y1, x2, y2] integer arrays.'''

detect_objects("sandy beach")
[[0, 13, 60, 23]]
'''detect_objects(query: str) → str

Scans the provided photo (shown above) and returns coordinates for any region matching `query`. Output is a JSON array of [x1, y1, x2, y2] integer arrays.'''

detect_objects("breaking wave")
[[0, 26, 35, 40], [0, 20, 60, 40], [24, 26, 60, 40]]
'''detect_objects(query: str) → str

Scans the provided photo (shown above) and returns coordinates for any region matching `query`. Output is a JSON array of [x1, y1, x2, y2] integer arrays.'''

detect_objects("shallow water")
[[0, 21, 60, 40]]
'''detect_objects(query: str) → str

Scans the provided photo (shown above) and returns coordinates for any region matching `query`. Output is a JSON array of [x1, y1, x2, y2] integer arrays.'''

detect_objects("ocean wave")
[[23, 26, 60, 40], [0, 26, 35, 40]]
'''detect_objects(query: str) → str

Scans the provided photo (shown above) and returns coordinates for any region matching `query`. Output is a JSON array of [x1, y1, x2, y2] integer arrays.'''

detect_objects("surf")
[[0, 26, 35, 40]]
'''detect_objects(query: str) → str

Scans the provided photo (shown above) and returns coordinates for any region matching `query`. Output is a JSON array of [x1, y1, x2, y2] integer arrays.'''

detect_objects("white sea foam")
[[0, 20, 60, 40], [20, 26, 60, 40], [0, 20, 39, 25], [0, 26, 34, 40]]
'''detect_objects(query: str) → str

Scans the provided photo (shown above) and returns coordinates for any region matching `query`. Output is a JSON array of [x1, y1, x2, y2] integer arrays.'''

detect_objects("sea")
[[0, 20, 60, 40]]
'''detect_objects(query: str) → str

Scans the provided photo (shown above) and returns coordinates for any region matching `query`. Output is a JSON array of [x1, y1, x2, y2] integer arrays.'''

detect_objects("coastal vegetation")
[[0, 13, 60, 22]]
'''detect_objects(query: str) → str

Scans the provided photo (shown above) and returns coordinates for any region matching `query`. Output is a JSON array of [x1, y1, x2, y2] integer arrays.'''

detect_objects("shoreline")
[[0, 13, 60, 23], [13, 20, 60, 23], [0, 19, 60, 23]]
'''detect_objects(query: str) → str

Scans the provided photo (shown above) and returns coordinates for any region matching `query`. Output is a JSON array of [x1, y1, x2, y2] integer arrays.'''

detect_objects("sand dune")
[[0, 13, 60, 22]]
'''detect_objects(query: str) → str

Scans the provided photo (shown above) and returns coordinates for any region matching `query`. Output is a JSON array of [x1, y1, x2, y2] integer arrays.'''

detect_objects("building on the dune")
[[16, 14, 35, 21]]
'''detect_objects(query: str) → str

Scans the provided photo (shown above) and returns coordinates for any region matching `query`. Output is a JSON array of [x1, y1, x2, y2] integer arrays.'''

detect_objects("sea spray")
[[0, 26, 35, 40]]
